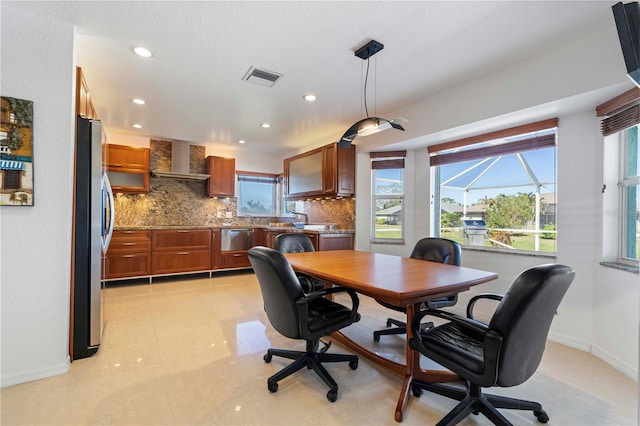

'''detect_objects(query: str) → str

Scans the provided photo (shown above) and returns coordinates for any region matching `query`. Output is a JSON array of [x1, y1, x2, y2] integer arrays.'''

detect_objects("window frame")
[[370, 151, 406, 244], [620, 126, 639, 264], [430, 120, 558, 254], [236, 171, 279, 217]]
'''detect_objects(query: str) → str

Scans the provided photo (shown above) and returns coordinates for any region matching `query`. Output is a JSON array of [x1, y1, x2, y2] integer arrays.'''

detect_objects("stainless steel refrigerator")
[[73, 117, 114, 359]]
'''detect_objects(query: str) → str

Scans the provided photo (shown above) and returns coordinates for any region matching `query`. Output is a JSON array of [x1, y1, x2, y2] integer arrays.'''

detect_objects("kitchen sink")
[[268, 222, 296, 228], [303, 224, 338, 231]]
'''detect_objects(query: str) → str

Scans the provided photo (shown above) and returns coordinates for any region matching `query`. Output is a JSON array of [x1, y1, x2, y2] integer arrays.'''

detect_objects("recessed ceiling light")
[[303, 94, 317, 102], [132, 123, 143, 129], [261, 123, 271, 128], [238, 140, 246, 144], [132, 46, 153, 58], [132, 98, 146, 105]]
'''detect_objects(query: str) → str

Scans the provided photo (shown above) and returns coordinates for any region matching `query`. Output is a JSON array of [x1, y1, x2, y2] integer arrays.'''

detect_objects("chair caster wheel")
[[411, 385, 423, 397], [263, 354, 272, 363], [534, 410, 549, 423], [267, 381, 278, 393], [349, 359, 358, 370], [373, 334, 380, 342], [386, 320, 393, 327], [327, 389, 337, 402]]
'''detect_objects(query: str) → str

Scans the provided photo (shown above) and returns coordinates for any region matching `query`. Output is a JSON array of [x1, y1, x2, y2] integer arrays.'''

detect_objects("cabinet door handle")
[[122, 242, 135, 246], [177, 230, 189, 233], [121, 254, 135, 258], [110, 164, 123, 167], [232, 253, 243, 257], [177, 251, 190, 255]]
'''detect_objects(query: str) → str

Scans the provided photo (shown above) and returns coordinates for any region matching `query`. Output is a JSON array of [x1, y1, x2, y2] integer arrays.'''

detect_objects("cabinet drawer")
[[105, 253, 151, 279], [317, 234, 354, 251], [152, 229, 211, 251], [220, 251, 251, 269], [151, 250, 211, 275], [112, 230, 151, 240], [108, 239, 151, 254]]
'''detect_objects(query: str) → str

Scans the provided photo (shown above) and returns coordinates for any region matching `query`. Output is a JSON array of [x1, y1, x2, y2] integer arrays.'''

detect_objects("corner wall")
[[1, 6, 75, 386]]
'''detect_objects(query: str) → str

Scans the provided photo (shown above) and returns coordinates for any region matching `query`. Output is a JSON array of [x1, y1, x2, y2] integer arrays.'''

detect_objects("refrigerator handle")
[[102, 172, 115, 253]]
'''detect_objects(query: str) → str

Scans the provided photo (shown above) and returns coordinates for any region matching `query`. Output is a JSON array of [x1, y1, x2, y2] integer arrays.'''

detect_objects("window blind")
[[596, 88, 640, 137], [428, 119, 558, 166], [370, 150, 406, 169]]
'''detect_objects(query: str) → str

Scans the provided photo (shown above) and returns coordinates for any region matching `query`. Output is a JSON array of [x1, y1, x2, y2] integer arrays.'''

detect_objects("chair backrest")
[[247, 246, 306, 339], [274, 233, 315, 254], [489, 263, 575, 387], [410, 237, 461, 266]]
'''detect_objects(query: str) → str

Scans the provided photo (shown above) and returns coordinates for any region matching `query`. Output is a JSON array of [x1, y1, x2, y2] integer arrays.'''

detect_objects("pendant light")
[[338, 40, 405, 148]]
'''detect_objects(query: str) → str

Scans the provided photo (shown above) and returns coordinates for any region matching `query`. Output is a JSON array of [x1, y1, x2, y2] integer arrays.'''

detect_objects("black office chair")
[[408, 263, 575, 426], [248, 246, 360, 402], [373, 237, 461, 342], [274, 233, 324, 293]]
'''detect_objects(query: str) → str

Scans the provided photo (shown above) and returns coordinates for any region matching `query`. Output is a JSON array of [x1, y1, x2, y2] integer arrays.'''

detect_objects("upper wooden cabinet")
[[284, 142, 355, 200], [205, 156, 235, 197], [75, 67, 97, 120], [106, 144, 150, 193]]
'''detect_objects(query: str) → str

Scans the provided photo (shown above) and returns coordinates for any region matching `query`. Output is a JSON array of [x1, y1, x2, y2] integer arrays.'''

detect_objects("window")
[[621, 126, 639, 261], [430, 119, 558, 253], [598, 88, 640, 266], [237, 172, 279, 216], [371, 151, 405, 242]]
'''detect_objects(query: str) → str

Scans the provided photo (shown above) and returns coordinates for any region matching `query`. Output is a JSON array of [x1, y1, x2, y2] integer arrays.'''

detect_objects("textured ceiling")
[[5, 1, 618, 155]]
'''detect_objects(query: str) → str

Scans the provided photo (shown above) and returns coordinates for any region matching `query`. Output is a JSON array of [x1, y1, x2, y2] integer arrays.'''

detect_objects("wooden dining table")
[[284, 250, 498, 422]]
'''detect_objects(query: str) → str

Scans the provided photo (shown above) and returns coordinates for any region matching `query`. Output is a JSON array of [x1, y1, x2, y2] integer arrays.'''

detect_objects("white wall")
[[1, 6, 75, 386]]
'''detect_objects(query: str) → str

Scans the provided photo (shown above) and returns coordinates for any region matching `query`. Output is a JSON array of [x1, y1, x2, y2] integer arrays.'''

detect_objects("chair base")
[[264, 339, 358, 402], [373, 318, 434, 342], [410, 380, 549, 426]]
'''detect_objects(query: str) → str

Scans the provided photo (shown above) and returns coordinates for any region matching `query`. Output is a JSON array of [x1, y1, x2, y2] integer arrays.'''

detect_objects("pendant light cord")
[[363, 57, 370, 118]]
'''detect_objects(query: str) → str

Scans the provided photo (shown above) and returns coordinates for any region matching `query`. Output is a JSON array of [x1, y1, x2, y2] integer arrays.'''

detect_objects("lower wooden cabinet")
[[220, 251, 251, 269], [105, 230, 152, 279], [106, 227, 354, 281], [151, 229, 211, 275]]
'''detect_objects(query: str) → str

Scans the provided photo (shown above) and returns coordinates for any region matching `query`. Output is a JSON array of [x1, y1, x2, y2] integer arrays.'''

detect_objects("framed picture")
[[0, 96, 33, 206]]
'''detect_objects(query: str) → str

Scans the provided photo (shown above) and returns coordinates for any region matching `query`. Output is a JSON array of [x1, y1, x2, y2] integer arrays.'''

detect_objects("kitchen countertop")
[[114, 225, 355, 234]]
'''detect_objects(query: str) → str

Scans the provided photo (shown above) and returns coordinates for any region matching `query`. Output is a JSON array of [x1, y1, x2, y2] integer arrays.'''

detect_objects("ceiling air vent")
[[242, 66, 283, 88]]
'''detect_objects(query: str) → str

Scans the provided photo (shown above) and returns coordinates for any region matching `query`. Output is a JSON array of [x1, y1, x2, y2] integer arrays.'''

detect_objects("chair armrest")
[[466, 293, 503, 320], [409, 309, 490, 349], [296, 286, 360, 317]]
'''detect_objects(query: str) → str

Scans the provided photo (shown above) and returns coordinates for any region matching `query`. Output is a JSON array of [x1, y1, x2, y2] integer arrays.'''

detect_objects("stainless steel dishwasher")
[[221, 228, 254, 251]]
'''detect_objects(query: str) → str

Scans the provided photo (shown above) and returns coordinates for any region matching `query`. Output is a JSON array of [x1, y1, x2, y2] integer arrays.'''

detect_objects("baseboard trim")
[[590, 343, 639, 382], [0, 356, 71, 388]]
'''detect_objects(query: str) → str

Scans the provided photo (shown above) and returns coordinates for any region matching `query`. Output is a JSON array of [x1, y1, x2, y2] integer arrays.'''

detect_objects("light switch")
[[225, 212, 233, 218]]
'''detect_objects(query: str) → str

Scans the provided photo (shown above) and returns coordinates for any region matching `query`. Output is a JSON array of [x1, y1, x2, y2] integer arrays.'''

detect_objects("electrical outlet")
[[225, 212, 233, 218], [216, 212, 222, 218]]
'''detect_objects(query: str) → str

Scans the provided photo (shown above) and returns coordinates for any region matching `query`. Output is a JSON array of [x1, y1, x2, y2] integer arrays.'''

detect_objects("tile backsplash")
[[113, 140, 355, 228]]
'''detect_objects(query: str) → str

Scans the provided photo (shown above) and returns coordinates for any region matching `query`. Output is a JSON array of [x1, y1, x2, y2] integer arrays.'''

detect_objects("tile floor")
[[1, 271, 637, 425]]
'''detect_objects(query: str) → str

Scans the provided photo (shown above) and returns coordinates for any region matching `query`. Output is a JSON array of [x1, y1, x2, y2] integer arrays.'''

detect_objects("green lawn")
[[440, 229, 557, 253]]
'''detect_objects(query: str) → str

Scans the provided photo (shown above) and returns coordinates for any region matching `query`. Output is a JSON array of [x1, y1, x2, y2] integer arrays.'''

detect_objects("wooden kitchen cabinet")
[[284, 142, 355, 200], [211, 229, 221, 269], [317, 233, 354, 251], [76, 67, 97, 120], [205, 156, 235, 197], [106, 144, 150, 193], [105, 230, 152, 279], [253, 228, 267, 247], [220, 251, 251, 269], [151, 229, 211, 275]]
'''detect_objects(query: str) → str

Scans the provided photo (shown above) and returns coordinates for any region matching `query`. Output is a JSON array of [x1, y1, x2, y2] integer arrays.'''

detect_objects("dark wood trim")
[[428, 118, 559, 154], [235, 170, 279, 178], [596, 87, 640, 117], [370, 150, 407, 158]]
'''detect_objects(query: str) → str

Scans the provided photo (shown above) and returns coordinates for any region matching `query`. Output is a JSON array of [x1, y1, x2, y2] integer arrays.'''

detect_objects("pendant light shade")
[[338, 117, 405, 148], [338, 40, 405, 148]]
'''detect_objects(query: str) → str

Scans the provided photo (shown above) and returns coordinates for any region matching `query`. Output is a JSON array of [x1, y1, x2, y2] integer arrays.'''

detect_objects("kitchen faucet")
[[289, 211, 309, 224]]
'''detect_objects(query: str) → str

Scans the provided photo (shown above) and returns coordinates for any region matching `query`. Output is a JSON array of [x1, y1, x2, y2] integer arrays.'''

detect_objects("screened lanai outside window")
[[237, 173, 278, 216], [430, 120, 557, 253]]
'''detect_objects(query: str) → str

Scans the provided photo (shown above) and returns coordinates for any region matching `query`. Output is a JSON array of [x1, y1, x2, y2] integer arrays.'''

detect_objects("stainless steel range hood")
[[151, 140, 210, 180]]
